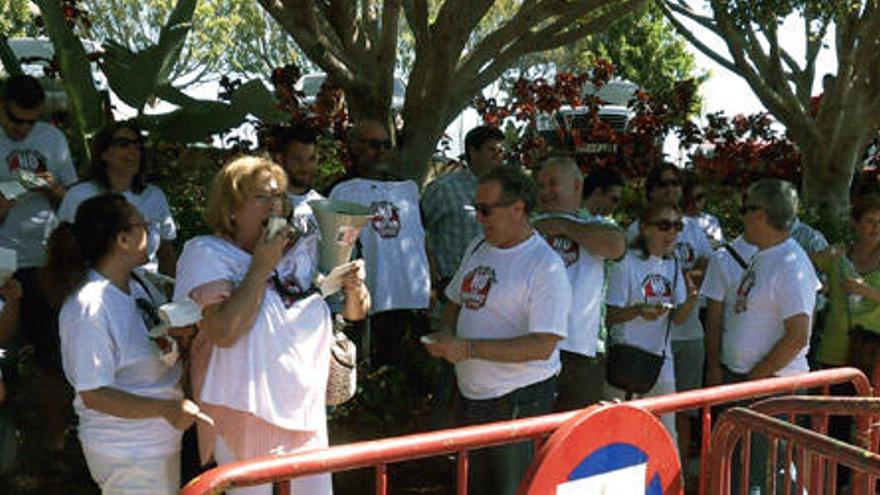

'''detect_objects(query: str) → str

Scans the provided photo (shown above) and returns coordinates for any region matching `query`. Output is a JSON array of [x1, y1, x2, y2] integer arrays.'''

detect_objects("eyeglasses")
[[474, 198, 517, 216], [740, 204, 762, 216], [4, 106, 37, 127], [361, 138, 393, 151], [658, 179, 681, 188], [648, 219, 684, 232], [253, 192, 286, 204], [109, 137, 142, 149], [692, 193, 705, 202]]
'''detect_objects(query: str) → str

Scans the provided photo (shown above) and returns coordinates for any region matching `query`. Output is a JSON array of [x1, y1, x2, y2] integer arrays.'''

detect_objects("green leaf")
[[101, 0, 197, 111], [32, 0, 104, 136], [229, 79, 287, 123], [0, 34, 23, 76], [142, 100, 245, 143]]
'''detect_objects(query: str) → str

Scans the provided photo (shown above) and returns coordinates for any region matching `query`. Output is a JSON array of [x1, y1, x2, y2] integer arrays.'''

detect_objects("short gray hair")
[[537, 156, 583, 182], [746, 179, 798, 231]]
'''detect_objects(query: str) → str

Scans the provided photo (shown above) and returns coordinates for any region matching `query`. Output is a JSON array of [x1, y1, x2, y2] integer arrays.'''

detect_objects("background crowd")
[[1, 71, 879, 495]]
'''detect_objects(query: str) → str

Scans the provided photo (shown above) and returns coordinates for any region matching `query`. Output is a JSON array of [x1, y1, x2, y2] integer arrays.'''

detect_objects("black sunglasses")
[[4, 106, 37, 127], [473, 199, 517, 216], [649, 219, 684, 232], [362, 138, 393, 151], [109, 137, 142, 149]]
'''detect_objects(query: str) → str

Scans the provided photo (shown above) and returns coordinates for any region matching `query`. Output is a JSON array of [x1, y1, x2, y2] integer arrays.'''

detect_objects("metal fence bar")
[[180, 368, 872, 495]]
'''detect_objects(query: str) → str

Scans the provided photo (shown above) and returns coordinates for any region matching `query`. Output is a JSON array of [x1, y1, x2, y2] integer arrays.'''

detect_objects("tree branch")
[[659, 1, 738, 73], [401, 0, 429, 49]]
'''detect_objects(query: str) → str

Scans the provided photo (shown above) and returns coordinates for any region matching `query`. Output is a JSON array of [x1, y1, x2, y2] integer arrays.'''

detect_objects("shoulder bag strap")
[[661, 257, 679, 359], [723, 243, 748, 270]]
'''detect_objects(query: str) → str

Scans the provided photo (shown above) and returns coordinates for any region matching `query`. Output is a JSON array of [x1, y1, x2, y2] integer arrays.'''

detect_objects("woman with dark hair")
[[57, 121, 177, 275], [606, 204, 699, 443], [45, 194, 203, 494]]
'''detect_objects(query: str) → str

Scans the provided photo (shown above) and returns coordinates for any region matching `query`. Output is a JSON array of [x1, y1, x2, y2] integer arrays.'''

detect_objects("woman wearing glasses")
[[46, 194, 203, 494], [606, 204, 699, 443], [682, 171, 724, 248], [174, 156, 369, 495], [57, 121, 177, 276]]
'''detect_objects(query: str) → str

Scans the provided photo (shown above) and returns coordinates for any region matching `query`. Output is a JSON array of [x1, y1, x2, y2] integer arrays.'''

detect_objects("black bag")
[[606, 343, 665, 395], [606, 258, 678, 397]]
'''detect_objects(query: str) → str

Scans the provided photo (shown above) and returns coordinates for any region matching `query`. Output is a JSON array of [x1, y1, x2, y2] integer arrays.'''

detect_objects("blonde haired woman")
[[175, 156, 369, 494]]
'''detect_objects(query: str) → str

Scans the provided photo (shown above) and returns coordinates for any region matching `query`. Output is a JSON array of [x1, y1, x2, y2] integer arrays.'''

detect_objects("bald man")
[[533, 157, 626, 410], [328, 120, 431, 367]]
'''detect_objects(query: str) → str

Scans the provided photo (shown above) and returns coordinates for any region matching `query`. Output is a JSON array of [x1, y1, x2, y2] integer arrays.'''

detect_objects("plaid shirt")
[[421, 167, 482, 279]]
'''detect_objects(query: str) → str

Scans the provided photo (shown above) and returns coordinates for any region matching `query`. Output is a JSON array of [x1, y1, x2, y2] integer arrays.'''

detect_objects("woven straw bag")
[[326, 317, 357, 406]]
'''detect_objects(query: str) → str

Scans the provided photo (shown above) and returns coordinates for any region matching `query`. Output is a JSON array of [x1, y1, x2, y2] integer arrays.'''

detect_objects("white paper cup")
[[158, 299, 202, 327]]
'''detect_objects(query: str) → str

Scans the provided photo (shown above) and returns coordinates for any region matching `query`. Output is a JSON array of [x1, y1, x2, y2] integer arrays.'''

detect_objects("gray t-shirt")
[[0, 122, 77, 268]]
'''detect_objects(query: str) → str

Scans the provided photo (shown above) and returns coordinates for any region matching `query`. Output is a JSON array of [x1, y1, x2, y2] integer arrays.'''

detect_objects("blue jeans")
[[458, 375, 557, 495]]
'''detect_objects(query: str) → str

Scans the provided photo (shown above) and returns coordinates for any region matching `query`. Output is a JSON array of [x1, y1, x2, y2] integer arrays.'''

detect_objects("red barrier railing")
[[180, 367, 872, 495], [708, 398, 880, 495]]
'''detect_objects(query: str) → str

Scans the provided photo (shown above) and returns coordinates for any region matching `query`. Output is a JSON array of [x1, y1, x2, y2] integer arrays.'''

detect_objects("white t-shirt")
[[689, 212, 724, 246], [534, 211, 607, 357], [59, 270, 183, 459], [57, 181, 177, 272], [708, 237, 820, 376], [288, 189, 323, 274], [0, 122, 77, 268], [174, 235, 331, 432], [329, 178, 430, 313], [700, 235, 759, 341], [445, 234, 571, 400], [607, 250, 687, 383], [626, 217, 712, 341]]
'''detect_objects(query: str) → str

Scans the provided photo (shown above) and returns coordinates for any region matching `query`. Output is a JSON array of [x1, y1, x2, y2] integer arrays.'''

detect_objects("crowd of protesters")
[[1, 72, 879, 495]]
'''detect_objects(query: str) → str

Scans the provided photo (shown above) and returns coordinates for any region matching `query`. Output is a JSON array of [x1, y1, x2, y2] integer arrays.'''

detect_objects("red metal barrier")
[[180, 367, 872, 495], [708, 398, 880, 495]]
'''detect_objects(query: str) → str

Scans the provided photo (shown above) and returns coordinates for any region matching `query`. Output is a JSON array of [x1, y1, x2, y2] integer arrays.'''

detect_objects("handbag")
[[326, 316, 357, 406], [606, 258, 677, 397]]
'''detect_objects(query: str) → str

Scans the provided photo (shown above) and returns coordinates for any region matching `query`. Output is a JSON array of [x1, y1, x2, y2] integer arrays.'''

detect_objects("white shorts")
[[83, 448, 179, 495]]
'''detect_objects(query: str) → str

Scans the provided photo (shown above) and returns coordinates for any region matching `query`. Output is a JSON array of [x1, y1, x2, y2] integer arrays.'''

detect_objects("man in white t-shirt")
[[269, 124, 324, 232], [423, 167, 571, 495], [709, 179, 820, 380], [0, 75, 77, 452], [533, 157, 625, 411], [703, 179, 820, 492], [328, 120, 430, 367]]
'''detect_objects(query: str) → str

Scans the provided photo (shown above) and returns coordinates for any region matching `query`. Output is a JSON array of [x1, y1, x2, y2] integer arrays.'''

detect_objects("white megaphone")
[[308, 198, 374, 274]]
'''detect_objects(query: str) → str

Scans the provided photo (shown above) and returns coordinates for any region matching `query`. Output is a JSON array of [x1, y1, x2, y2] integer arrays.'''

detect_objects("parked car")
[[295, 72, 406, 111]]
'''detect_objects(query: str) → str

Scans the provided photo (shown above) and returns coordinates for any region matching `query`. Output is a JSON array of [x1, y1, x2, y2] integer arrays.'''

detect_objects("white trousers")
[[83, 448, 179, 495]]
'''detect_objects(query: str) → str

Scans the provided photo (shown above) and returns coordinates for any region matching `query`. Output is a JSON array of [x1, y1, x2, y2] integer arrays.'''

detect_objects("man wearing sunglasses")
[[704, 179, 819, 492], [423, 167, 571, 495], [532, 157, 626, 412], [328, 120, 430, 368], [0, 75, 77, 454]]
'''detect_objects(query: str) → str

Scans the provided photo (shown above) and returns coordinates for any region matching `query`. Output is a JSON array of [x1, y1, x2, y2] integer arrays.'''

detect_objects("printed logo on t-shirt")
[[461, 266, 497, 310], [545, 234, 579, 267], [641, 273, 672, 305], [673, 241, 696, 269], [5, 149, 48, 173], [270, 273, 309, 309], [371, 201, 401, 238], [734, 267, 756, 314]]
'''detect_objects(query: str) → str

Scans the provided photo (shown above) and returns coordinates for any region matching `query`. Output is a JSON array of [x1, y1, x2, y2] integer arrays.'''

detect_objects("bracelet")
[[467, 339, 478, 360]]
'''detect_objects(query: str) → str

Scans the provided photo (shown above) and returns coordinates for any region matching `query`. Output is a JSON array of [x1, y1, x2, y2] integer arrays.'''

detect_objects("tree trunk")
[[798, 129, 868, 241]]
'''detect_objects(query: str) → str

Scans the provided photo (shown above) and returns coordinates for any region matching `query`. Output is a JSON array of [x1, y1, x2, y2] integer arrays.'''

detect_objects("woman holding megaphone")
[[174, 156, 369, 495]]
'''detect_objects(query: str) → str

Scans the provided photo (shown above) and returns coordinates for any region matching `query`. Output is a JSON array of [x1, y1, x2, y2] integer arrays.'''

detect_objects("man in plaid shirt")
[[422, 126, 505, 294]]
